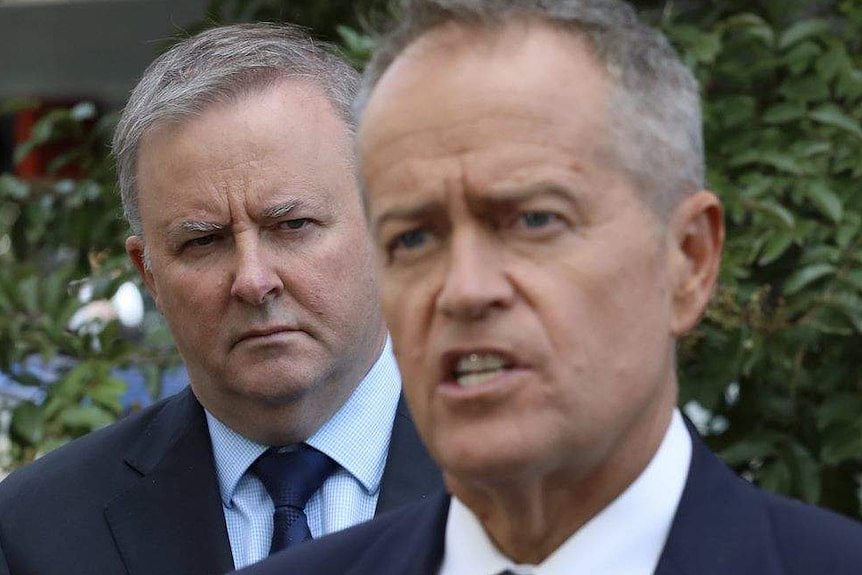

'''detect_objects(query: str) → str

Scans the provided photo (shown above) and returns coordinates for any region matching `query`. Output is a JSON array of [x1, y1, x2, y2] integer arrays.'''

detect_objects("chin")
[[227, 368, 320, 405], [433, 434, 550, 484]]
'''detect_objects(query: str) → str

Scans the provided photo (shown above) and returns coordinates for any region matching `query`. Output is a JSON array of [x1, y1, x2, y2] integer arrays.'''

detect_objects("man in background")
[[0, 23, 439, 575], [239, 1, 862, 573]]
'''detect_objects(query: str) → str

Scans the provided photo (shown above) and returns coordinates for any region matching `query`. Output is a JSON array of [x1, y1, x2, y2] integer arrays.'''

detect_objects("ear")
[[125, 235, 159, 308], [667, 190, 724, 336]]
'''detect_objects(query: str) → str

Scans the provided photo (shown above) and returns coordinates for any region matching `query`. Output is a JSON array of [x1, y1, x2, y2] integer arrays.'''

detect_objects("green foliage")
[[665, 1, 862, 517], [2, 0, 861, 522], [0, 103, 180, 468]]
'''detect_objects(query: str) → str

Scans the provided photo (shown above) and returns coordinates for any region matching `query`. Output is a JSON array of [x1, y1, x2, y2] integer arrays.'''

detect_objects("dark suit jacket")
[[0, 388, 442, 575], [238, 423, 862, 575]]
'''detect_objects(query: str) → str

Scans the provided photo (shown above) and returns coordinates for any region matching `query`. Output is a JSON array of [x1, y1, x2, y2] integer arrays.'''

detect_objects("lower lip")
[[235, 330, 304, 346]]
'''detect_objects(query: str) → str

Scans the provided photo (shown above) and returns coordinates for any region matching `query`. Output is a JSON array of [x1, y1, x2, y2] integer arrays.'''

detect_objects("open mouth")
[[451, 352, 513, 388]]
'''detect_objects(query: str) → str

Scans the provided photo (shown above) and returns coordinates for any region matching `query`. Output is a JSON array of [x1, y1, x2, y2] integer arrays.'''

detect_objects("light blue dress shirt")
[[205, 339, 401, 569]]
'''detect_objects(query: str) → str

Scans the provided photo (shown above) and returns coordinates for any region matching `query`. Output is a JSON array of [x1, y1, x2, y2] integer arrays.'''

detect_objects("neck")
[[447, 405, 674, 564]]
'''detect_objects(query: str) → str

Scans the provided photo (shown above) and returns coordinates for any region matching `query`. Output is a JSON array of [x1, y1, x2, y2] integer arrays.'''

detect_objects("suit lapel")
[[376, 394, 443, 514], [351, 492, 449, 575], [104, 389, 234, 575], [654, 422, 784, 575]]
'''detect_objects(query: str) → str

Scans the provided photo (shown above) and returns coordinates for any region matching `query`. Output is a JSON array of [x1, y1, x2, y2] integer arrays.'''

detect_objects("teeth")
[[456, 353, 506, 374], [454, 353, 507, 387], [457, 371, 499, 388]]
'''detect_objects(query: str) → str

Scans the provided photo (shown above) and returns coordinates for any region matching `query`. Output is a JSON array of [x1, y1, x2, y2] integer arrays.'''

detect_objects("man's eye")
[[394, 229, 428, 250], [519, 211, 558, 229], [385, 228, 434, 263], [189, 235, 216, 247], [278, 218, 310, 230]]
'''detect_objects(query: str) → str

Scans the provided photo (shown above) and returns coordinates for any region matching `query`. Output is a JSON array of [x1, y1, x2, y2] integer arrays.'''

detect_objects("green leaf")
[[10, 402, 44, 446], [779, 76, 831, 103], [778, 19, 831, 50], [822, 428, 862, 465], [843, 269, 862, 292], [0, 174, 30, 200], [786, 442, 821, 504], [721, 13, 775, 46], [762, 103, 807, 124], [59, 405, 115, 432], [89, 376, 127, 413], [18, 275, 40, 315], [805, 181, 843, 222], [752, 200, 796, 228], [730, 150, 806, 176], [760, 459, 792, 494], [784, 41, 822, 75], [810, 105, 862, 139], [720, 438, 778, 466], [783, 263, 836, 295], [758, 230, 795, 265], [817, 394, 862, 431]]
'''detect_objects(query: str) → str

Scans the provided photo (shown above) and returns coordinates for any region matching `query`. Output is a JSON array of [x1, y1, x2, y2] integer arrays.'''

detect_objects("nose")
[[435, 229, 515, 320], [230, 236, 284, 306]]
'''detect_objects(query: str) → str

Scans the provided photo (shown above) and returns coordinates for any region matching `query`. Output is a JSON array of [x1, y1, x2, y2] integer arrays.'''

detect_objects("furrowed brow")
[[374, 199, 443, 232], [261, 200, 302, 220], [166, 220, 226, 242], [484, 181, 579, 206]]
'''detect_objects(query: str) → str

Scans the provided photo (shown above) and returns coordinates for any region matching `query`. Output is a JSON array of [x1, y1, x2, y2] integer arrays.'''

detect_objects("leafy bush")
[[0, 102, 181, 470], [2, 0, 861, 521], [666, 1, 862, 517]]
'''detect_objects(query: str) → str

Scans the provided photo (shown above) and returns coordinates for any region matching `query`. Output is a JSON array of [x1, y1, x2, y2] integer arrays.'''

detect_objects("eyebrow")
[[166, 220, 226, 243], [482, 181, 580, 207], [261, 200, 302, 220], [165, 200, 310, 242], [373, 180, 579, 230], [374, 199, 444, 232]]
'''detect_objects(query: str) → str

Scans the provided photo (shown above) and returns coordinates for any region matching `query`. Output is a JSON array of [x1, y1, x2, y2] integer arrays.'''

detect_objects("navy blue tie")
[[251, 444, 336, 554]]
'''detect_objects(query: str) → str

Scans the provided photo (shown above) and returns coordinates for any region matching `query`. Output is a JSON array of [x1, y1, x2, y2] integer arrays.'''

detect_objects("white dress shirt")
[[205, 338, 402, 569], [438, 409, 692, 575]]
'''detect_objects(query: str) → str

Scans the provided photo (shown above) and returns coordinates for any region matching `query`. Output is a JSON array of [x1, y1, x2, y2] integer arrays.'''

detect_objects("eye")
[[278, 218, 310, 230], [188, 235, 216, 248], [385, 227, 435, 263], [394, 229, 428, 250], [518, 211, 559, 229]]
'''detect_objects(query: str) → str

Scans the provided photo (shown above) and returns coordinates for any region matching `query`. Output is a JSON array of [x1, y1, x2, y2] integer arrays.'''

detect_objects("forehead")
[[358, 20, 613, 208], [136, 80, 353, 226], [140, 79, 349, 173]]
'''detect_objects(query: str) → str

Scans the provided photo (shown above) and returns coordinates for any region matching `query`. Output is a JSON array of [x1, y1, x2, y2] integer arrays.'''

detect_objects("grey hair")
[[113, 22, 360, 236], [357, 0, 704, 217]]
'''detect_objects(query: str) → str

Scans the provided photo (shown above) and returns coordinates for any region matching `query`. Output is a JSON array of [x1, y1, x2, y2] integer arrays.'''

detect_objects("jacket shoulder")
[[0, 391, 188, 510], [761, 490, 862, 574]]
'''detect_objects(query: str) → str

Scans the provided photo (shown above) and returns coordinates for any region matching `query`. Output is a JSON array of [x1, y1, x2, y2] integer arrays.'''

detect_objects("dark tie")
[[250, 444, 336, 554]]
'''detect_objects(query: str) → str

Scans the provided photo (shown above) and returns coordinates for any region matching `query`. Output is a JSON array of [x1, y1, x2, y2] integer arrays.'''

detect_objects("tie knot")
[[251, 444, 336, 510]]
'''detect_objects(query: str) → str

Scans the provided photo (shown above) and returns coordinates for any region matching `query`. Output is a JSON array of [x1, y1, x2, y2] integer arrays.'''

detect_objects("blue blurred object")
[[0, 372, 46, 405], [113, 364, 189, 412], [0, 354, 189, 412]]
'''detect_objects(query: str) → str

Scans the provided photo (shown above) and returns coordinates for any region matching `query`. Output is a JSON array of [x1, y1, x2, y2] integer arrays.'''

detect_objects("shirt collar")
[[205, 337, 401, 507], [206, 410, 267, 507], [305, 337, 401, 495], [441, 409, 692, 575]]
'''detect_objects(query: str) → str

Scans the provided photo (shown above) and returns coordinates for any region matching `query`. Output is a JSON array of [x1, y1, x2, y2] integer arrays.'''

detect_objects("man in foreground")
[[0, 24, 440, 575], [240, 1, 862, 573]]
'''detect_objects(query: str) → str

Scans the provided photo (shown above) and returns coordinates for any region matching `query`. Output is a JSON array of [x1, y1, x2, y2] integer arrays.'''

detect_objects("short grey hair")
[[358, 0, 703, 217], [114, 23, 360, 236]]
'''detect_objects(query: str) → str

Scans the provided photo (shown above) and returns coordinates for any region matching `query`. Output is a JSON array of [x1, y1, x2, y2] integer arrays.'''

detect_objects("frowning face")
[[358, 22, 709, 484], [128, 81, 386, 444]]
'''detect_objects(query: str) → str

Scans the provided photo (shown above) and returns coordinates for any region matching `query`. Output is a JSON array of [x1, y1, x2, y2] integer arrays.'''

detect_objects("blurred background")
[[1, 0, 861, 521]]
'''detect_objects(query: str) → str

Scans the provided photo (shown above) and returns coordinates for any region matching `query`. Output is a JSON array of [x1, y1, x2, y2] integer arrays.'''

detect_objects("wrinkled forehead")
[[356, 19, 614, 193]]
